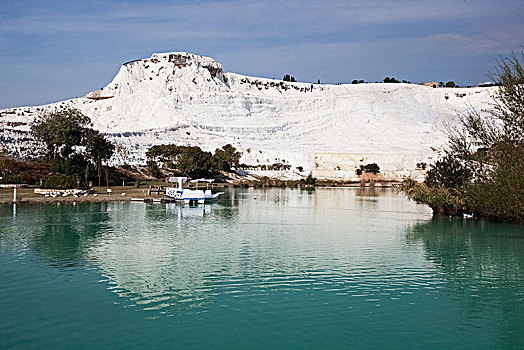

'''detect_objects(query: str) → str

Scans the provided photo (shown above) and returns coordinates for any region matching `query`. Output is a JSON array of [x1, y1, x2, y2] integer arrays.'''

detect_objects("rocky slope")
[[0, 52, 495, 179]]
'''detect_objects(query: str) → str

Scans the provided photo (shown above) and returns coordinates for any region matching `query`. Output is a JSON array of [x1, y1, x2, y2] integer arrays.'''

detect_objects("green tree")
[[177, 146, 213, 178], [213, 144, 241, 171], [147, 160, 163, 179], [115, 143, 130, 166], [424, 153, 471, 189], [384, 77, 399, 83], [146, 144, 184, 166], [356, 163, 381, 175], [31, 108, 91, 175], [84, 129, 115, 186], [403, 52, 524, 222], [283, 74, 296, 82], [302, 172, 316, 185], [445, 81, 456, 88], [31, 108, 91, 161]]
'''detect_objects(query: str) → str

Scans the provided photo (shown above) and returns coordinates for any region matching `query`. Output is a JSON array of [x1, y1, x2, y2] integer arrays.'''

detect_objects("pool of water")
[[1, 188, 523, 349]]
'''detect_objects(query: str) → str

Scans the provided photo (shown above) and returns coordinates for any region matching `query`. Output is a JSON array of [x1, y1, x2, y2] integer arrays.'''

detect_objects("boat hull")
[[165, 188, 223, 202]]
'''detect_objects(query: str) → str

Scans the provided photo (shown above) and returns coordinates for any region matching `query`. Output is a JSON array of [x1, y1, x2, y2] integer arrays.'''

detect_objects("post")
[[13, 185, 17, 203]]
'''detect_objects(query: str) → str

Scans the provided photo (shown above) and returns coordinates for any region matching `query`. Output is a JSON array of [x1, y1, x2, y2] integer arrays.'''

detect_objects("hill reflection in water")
[[1, 188, 523, 349]]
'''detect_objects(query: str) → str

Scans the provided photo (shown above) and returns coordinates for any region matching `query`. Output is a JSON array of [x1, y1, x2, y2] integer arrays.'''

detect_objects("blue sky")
[[1, 0, 522, 108]]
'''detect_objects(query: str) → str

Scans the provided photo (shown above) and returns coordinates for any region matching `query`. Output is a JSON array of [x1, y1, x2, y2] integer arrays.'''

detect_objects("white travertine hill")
[[0, 52, 496, 179]]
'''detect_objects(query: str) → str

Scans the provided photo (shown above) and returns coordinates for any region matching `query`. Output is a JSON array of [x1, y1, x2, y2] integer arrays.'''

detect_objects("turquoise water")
[[1, 188, 523, 349]]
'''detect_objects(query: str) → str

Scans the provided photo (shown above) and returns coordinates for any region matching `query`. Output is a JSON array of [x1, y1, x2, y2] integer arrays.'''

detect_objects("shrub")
[[213, 144, 241, 171], [403, 51, 524, 222], [401, 178, 467, 216], [424, 154, 471, 189], [356, 163, 380, 175], [302, 172, 316, 185], [147, 160, 163, 179], [0, 171, 23, 184], [42, 174, 79, 189], [177, 147, 213, 178], [383, 77, 399, 83], [283, 74, 296, 82]]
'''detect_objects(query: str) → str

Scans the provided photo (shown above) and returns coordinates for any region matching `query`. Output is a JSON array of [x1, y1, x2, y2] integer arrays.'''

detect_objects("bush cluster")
[[42, 174, 80, 189], [146, 144, 241, 178], [355, 163, 380, 175], [402, 52, 524, 223], [283, 74, 296, 82], [30, 108, 114, 186]]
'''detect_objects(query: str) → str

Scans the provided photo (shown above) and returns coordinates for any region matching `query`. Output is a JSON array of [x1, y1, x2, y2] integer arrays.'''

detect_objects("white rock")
[[0, 52, 496, 179]]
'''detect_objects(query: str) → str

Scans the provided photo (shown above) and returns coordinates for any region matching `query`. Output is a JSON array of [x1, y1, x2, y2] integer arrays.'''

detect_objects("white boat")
[[165, 177, 224, 203]]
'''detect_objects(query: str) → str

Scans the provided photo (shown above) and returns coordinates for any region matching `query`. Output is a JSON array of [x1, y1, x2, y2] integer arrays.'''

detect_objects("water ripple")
[[1, 189, 524, 349]]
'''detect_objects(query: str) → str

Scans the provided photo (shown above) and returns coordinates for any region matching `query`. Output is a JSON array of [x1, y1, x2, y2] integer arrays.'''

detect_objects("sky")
[[0, 0, 523, 108]]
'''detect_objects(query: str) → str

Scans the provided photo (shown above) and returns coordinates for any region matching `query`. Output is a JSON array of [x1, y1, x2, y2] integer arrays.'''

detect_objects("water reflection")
[[404, 217, 524, 347], [0, 203, 112, 268], [1, 188, 523, 344], [1, 189, 432, 314]]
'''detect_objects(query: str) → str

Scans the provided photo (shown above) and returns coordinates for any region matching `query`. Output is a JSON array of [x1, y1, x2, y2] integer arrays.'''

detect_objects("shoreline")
[[0, 184, 400, 205], [0, 186, 151, 205]]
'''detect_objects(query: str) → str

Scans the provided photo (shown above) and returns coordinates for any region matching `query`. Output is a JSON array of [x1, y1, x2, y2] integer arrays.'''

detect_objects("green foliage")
[[164, 160, 175, 169], [147, 160, 163, 179], [84, 129, 115, 185], [115, 143, 130, 165], [445, 81, 456, 88], [30, 108, 114, 184], [356, 163, 380, 175], [176, 146, 213, 178], [0, 155, 50, 185], [424, 154, 471, 189], [466, 143, 524, 222], [401, 179, 467, 216], [146, 144, 243, 177], [383, 77, 399, 83], [31, 108, 91, 160], [403, 51, 524, 223], [47, 153, 88, 176], [42, 174, 80, 189], [283, 74, 296, 82], [0, 170, 23, 184], [146, 144, 184, 164], [213, 144, 241, 171], [302, 172, 316, 185]]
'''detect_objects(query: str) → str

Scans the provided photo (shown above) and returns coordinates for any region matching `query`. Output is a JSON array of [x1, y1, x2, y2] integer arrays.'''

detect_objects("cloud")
[[0, 0, 515, 38], [1, 0, 523, 107], [427, 26, 523, 55]]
